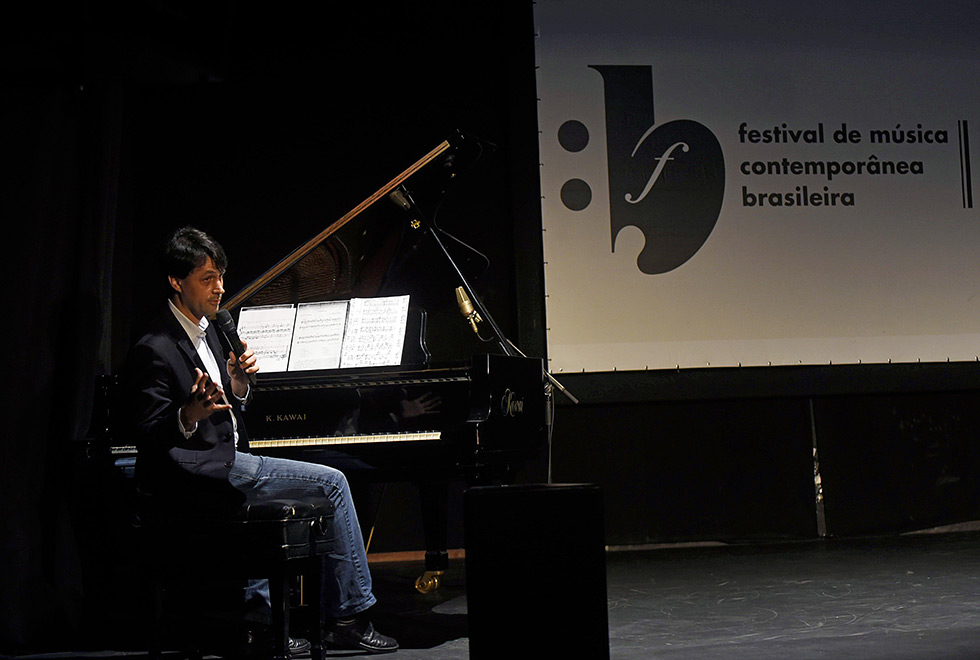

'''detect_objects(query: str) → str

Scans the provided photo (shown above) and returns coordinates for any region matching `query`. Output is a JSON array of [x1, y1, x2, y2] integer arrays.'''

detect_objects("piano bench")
[[136, 490, 335, 660]]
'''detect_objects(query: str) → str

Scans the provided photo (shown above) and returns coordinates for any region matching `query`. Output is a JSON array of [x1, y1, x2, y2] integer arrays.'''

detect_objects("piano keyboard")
[[108, 431, 443, 457], [249, 431, 442, 449]]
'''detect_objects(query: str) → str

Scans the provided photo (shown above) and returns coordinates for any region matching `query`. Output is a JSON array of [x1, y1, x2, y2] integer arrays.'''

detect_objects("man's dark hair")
[[162, 226, 228, 297]]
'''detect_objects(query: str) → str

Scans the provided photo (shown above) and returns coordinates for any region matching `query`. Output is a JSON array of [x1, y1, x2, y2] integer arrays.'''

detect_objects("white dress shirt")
[[168, 300, 245, 443]]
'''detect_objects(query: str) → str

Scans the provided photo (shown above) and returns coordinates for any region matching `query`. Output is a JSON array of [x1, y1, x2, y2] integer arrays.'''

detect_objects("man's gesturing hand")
[[179, 368, 232, 430]]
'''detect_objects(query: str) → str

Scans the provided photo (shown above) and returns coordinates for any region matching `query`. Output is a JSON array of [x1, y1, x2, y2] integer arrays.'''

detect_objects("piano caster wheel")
[[415, 570, 444, 594]]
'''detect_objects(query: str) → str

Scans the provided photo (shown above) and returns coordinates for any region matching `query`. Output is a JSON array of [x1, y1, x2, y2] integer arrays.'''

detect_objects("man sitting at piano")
[[123, 226, 398, 654]]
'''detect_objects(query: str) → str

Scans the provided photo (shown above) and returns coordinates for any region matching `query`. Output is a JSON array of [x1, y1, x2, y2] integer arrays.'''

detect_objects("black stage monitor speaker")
[[464, 483, 609, 659]]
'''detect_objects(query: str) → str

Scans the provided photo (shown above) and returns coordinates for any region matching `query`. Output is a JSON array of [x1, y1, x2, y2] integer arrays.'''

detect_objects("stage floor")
[[6, 529, 980, 659], [601, 530, 980, 660], [365, 528, 980, 660]]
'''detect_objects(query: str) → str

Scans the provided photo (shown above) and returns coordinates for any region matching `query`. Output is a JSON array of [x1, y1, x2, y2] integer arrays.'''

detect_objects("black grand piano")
[[220, 132, 550, 591]]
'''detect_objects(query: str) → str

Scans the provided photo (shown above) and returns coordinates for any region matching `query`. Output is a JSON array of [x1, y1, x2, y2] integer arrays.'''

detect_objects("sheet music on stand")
[[340, 296, 411, 368], [233, 304, 295, 372], [290, 300, 349, 371], [236, 295, 411, 372]]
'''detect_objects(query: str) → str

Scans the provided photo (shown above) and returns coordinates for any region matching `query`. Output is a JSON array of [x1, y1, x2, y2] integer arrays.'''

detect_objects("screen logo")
[[557, 65, 725, 274]]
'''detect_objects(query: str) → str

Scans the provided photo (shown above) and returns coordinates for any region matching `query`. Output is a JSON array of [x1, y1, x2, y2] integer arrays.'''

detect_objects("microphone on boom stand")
[[455, 287, 483, 335]]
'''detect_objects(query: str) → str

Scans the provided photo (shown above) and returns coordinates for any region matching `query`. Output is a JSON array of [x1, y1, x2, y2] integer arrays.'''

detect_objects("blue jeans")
[[228, 451, 377, 619]]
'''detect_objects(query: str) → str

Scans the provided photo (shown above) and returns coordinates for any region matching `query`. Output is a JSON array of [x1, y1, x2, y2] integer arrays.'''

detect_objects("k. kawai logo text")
[[557, 65, 725, 274]]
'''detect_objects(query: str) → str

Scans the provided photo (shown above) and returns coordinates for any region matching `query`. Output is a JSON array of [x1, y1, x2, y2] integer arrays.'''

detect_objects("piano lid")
[[221, 130, 486, 314]]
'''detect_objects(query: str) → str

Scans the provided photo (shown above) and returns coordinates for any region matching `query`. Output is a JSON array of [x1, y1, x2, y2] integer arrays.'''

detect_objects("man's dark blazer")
[[123, 304, 250, 507]]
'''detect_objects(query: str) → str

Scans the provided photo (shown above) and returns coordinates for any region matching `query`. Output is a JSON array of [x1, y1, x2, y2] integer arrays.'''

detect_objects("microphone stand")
[[397, 186, 578, 483]]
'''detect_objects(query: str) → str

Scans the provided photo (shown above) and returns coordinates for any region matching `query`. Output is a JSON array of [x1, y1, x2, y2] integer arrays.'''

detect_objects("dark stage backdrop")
[[0, 2, 541, 651], [1, 75, 123, 647]]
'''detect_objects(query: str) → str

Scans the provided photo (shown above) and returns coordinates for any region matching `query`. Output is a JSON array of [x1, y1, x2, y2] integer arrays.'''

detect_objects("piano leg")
[[415, 480, 449, 593]]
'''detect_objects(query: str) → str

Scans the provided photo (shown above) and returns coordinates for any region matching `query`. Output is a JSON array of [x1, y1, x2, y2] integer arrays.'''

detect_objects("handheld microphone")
[[455, 287, 482, 334], [215, 309, 257, 386]]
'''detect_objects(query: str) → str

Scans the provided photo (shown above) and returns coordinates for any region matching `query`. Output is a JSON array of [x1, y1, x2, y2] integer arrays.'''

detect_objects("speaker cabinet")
[[464, 483, 609, 659]]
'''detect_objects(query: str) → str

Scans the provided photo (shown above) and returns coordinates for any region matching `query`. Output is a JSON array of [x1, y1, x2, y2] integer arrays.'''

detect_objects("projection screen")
[[535, 0, 980, 373]]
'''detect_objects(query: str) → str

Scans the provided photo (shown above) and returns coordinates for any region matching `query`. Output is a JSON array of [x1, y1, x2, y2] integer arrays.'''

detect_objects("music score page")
[[236, 295, 410, 372]]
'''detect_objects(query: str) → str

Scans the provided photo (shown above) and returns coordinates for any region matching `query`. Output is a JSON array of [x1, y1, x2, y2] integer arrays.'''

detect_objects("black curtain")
[[0, 75, 123, 649]]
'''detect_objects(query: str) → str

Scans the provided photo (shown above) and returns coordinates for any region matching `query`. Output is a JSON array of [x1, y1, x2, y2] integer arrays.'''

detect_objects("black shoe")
[[288, 637, 311, 657], [324, 617, 399, 654], [244, 629, 311, 658]]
